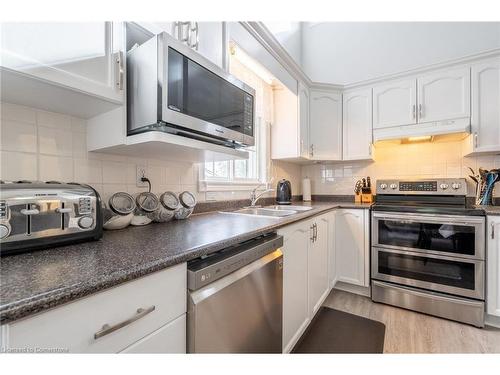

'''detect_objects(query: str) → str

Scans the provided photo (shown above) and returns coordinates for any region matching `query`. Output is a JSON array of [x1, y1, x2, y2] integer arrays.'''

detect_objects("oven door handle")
[[372, 212, 485, 226], [372, 246, 485, 264]]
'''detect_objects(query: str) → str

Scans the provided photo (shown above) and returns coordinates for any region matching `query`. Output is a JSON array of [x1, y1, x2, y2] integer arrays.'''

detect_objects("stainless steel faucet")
[[250, 183, 274, 207]]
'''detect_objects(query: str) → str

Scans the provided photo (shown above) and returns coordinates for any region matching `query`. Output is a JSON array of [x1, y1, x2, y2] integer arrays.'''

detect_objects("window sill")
[[198, 180, 269, 192]]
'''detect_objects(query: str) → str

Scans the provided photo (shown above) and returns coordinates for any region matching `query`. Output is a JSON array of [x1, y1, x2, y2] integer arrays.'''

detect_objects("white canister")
[[302, 177, 311, 202]]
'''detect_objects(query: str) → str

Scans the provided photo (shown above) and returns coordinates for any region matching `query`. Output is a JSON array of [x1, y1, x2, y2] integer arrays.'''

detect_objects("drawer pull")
[[94, 305, 156, 340]]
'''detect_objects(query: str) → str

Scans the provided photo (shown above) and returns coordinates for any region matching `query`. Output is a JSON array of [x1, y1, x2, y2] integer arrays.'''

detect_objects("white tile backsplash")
[[38, 126, 73, 156], [36, 110, 72, 130], [1, 102, 36, 124], [39, 155, 74, 181], [0, 151, 38, 181], [1, 102, 301, 203], [0, 120, 37, 153], [302, 140, 500, 197]]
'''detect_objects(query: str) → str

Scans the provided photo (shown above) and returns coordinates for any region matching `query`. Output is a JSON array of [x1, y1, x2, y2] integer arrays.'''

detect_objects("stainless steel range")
[[371, 178, 486, 327]]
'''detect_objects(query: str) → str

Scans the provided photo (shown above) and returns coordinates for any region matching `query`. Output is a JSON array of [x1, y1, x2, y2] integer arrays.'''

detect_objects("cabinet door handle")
[[115, 51, 124, 91], [368, 143, 372, 156], [313, 223, 318, 242], [474, 132, 479, 149], [492, 223, 496, 240], [94, 305, 156, 340], [418, 104, 423, 119], [310, 225, 314, 242], [189, 21, 199, 50], [412, 104, 416, 119]]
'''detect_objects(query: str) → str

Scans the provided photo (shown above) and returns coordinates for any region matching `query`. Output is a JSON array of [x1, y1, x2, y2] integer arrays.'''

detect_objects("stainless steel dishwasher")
[[187, 233, 283, 353]]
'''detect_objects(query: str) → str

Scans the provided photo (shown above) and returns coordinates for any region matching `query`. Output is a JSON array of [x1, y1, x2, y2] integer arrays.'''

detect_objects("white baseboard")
[[485, 314, 500, 329], [334, 281, 371, 297]]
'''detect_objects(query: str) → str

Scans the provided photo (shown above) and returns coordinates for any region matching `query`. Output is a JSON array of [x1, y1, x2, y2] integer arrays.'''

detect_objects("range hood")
[[373, 117, 471, 143]]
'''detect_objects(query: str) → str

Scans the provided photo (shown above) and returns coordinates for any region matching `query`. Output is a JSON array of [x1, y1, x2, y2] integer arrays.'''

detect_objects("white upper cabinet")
[[309, 89, 342, 160], [467, 58, 500, 155], [373, 78, 417, 129], [342, 88, 373, 161], [298, 82, 311, 159], [0, 22, 124, 103], [417, 66, 471, 123], [135, 22, 225, 69], [197, 23, 225, 68]]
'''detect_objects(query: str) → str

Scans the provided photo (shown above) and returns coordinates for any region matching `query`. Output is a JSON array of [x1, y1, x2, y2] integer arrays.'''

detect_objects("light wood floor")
[[323, 289, 500, 353]]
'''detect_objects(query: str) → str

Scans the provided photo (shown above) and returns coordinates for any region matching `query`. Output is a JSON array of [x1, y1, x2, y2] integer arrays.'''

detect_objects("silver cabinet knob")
[[78, 216, 94, 229], [380, 183, 387, 190], [440, 183, 449, 190], [0, 224, 10, 239], [390, 183, 397, 189]]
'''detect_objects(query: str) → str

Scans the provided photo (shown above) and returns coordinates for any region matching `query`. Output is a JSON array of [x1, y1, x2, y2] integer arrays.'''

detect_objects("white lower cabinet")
[[278, 220, 310, 353], [335, 209, 370, 287], [487, 216, 500, 318], [120, 314, 186, 353], [4, 263, 187, 353], [308, 215, 330, 317], [278, 212, 332, 353]]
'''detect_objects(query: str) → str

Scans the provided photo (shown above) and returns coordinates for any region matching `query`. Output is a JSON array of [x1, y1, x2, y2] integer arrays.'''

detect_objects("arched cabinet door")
[[373, 78, 417, 129], [342, 88, 374, 161], [470, 58, 500, 154], [417, 66, 470, 124], [310, 90, 342, 160]]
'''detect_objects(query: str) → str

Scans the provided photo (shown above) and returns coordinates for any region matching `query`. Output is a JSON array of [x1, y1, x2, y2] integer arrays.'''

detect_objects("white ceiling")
[[267, 22, 500, 85]]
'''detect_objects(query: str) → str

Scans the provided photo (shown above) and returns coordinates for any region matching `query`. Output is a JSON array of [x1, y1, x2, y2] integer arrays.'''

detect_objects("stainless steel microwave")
[[127, 32, 255, 147]]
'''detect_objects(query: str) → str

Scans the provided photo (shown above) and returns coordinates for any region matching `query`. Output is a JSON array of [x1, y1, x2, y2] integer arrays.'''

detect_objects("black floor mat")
[[292, 307, 386, 353]]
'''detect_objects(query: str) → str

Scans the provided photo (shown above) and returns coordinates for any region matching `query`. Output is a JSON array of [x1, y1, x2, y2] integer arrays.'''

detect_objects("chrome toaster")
[[0, 181, 103, 255]]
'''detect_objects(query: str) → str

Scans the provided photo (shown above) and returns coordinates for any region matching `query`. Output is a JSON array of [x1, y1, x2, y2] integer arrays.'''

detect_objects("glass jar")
[[103, 192, 136, 230], [131, 192, 160, 226], [174, 191, 197, 220], [148, 191, 179, 223]]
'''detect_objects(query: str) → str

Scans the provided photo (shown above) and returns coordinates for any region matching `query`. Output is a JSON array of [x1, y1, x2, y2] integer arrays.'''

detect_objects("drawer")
[[120, 314, 186, 353], [6, 263, 187, 353]]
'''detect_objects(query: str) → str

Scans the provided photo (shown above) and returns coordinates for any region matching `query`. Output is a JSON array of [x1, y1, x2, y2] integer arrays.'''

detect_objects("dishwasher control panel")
[[187, 233, 283, 291]]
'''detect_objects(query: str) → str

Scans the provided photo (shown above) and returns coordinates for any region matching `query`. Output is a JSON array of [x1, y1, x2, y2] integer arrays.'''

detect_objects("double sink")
[[222, 205, 313, 219]]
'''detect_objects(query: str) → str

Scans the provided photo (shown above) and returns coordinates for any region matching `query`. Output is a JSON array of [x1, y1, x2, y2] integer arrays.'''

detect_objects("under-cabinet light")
[[230, 43, 275, 85]]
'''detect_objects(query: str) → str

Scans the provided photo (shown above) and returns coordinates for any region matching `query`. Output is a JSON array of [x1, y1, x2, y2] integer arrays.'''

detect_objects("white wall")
[[301, 22, 500, 85], [264, 22, 303, 65]]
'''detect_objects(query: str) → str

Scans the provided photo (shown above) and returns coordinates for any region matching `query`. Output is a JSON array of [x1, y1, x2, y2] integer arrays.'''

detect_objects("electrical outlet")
[[136, 165, 147, 187]]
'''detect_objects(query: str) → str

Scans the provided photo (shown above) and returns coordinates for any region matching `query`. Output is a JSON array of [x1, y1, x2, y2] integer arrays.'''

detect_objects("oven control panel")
[[377, 178, 467, 195]]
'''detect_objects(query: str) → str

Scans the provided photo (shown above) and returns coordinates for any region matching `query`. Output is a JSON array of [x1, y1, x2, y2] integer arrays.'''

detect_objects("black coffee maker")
[[276, 179, 292, 205]]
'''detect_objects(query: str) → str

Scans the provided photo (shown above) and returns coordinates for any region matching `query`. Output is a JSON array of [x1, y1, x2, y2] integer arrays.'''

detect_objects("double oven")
[[371, 179, 486, 327]]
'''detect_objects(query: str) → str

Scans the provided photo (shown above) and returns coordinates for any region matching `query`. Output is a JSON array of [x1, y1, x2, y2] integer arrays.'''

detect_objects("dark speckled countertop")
[[479, 205, 500, 216], [0, 201, 371, 324]]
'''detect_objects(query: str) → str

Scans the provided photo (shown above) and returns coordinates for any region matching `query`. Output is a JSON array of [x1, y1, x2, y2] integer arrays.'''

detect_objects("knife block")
[[355, 193, 362, 203]]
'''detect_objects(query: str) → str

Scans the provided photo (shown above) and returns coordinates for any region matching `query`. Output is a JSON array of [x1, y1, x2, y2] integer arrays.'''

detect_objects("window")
[[200, 43, 274, 191]]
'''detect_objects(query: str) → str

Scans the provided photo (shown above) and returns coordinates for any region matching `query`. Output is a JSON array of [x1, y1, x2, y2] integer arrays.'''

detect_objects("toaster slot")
[[8, 203, 27, 236], [30, 201, 62, 234]]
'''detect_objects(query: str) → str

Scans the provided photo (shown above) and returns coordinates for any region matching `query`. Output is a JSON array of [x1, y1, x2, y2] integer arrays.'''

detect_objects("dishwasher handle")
[[188, 234, 283, 291]]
